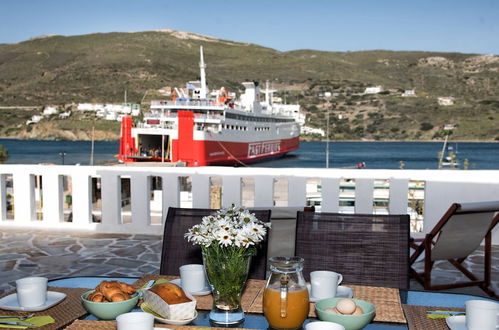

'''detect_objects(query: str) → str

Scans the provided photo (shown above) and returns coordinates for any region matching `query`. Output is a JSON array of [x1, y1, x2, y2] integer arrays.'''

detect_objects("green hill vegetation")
[[0, 30, 498, 141]]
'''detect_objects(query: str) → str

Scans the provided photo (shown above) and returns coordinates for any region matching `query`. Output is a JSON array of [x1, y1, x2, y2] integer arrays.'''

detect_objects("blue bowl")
[[81, 290, 139, 320], [315, 298, 376, 330]]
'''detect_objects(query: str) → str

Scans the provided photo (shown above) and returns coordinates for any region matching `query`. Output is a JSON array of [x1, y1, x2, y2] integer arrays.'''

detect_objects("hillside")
[[0, 30, 498, 141]]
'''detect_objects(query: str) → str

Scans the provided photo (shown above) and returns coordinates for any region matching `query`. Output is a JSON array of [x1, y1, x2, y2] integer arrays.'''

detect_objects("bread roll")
[[150, 283, 191, 304]]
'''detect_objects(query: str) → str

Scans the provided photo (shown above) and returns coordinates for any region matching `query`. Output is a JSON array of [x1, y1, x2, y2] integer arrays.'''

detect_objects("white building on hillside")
[[301, 126, 325, 136], [76, 103, 141, 121], [402, 89, 416, 97], [438, 97, 455, 106], [43, 106, 58, 115], [364, 86, 383, 94]]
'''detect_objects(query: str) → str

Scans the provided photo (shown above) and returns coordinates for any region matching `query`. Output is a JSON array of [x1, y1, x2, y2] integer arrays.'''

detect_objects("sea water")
[[0, 139, 498, 170]]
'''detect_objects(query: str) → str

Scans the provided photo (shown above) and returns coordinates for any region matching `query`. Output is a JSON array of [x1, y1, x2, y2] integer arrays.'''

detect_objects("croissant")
[[118, 281, 136, 295], [88, 280, 136, 303], [150, 283, 191, 304], [87, 291, 106, 302]]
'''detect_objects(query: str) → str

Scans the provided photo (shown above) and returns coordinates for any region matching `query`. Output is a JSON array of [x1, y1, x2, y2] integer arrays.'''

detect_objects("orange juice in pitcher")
[[263, 257, 309, 329]]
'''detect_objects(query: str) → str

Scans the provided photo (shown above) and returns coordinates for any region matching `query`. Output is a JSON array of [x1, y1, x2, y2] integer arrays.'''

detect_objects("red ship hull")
[[118, 112, 300, 167]]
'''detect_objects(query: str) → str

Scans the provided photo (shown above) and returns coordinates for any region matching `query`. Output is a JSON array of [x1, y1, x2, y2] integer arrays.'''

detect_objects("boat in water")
[[438, 134, 460, 169], [118, 46, 303, 166]]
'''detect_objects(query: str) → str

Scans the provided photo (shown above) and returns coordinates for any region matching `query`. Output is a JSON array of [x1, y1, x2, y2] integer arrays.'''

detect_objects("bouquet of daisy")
[[185, 205, 270, 313]]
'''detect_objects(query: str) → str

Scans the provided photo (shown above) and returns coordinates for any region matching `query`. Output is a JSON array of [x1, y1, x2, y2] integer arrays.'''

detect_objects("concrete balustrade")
[[0, 164, 498, 243]]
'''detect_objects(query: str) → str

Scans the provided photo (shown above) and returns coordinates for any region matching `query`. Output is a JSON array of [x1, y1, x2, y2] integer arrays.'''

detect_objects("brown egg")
[[336, 298, 357, 315], [352, 306, 364, 315]]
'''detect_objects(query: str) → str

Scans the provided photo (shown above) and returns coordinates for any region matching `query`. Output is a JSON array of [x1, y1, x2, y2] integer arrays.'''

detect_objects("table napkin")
[[0, 315, 55, 328]]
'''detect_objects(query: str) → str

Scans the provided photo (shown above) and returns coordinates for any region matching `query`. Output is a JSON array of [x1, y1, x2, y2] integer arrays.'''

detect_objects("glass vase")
[[202, 248, 252, 326]]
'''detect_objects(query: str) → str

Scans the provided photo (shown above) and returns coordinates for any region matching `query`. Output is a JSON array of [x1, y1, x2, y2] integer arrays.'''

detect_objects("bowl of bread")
[[315, 297, 375, 330], [142, 281, 197, 322], [81, 280, 139, 320]]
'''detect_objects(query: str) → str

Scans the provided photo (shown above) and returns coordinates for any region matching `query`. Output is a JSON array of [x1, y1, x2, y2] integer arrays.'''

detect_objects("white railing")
[[0, 164, 498, 243]]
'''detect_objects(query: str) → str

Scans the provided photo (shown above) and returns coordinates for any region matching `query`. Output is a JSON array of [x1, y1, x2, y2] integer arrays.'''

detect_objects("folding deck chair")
[[409, 201, 499, 297]]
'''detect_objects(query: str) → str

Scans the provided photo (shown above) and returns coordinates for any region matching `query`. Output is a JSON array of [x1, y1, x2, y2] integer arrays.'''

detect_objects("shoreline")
[[1, 137, 498, 144]]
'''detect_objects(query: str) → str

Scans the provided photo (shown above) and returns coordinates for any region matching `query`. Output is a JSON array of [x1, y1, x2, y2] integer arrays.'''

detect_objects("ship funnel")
[[199, 46, 207, 98]]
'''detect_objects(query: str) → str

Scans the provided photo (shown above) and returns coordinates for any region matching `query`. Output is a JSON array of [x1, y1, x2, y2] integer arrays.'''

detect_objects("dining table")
[[28, 275, 494, 330]]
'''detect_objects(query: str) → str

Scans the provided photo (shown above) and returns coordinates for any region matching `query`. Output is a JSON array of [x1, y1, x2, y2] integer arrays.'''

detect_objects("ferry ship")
[[118, 46, 303, 166]]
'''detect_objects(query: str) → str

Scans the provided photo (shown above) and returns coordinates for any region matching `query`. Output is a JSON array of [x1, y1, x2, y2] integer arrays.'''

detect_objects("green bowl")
[[315, 298, 376, 330], [81, 290, 139, 320]]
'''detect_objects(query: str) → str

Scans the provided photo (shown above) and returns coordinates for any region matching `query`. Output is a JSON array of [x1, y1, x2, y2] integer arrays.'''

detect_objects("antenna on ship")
[[199, 46, 207, 99]]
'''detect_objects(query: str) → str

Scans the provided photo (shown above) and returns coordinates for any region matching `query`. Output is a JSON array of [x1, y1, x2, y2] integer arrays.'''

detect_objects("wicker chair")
[[159, 207, 271, 280], [295, 212, 410, 289], [410, 201, 499, 298]]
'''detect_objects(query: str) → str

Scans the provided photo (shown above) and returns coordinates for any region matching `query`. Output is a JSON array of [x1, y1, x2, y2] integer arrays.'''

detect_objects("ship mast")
[[199, 46, 207, 99]]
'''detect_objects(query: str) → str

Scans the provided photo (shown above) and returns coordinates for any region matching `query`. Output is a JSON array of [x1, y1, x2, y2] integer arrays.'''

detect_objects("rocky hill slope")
[[0, 30, 498, 141]]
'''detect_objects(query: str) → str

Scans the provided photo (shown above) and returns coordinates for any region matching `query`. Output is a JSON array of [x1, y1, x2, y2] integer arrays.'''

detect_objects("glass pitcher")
[[263, 257, 309, 330]]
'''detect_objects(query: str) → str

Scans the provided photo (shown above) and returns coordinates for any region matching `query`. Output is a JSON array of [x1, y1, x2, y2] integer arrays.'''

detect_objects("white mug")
[[116, 312, 154, 330], [310, 271, 343, 299], [306, 321, 345, 330], [465, 299, 499, 330], [180, 264, 208, 293], [15, 276, 48, 308]]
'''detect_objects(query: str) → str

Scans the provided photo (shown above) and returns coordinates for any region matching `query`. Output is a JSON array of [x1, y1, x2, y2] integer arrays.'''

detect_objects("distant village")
[[24, 84, 456, 139]]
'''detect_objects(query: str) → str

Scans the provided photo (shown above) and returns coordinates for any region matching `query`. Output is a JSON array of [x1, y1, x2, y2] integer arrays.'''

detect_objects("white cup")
[[180, 264, 208, 293], [310, 271, 343, 300], [306, 321, 345, 330], [116, 312, 154, 330], [465, 299, 499, 330], [15, 276, 48, 308]]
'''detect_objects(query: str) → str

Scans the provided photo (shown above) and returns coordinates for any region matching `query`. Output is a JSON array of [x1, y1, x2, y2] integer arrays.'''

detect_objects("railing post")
[[0, 174, 6, 220], [288, 177, 307, 206], [13, 172, 35, 223], [42, 172, 63, 224], [162, 174, 179, 219], [131, 173, 150, 226], [389, 178, 409, 214], [355, 178, 374, 214], [100, 172, 121, 226], [321, 178, 340, 212], [222, 176, 241, 208], [72, 173, 92, 225], [192, 175, 210, 208], [254, 176, 274, 206]]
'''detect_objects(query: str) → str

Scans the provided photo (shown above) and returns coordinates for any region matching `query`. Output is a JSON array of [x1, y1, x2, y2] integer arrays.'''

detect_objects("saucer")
[[307, 285, 353, 303], [0, 291, 66, 312], [170, 278, 211, 296], [445, 315, 467, 330], [141, 302, 198, 325]]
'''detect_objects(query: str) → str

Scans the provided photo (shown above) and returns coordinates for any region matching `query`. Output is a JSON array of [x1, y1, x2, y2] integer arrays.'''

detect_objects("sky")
[[0, 0, 498, 54]]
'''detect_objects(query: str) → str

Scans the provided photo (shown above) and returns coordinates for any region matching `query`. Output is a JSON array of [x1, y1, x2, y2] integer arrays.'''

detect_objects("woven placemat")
[[402, 305, 464, 330], [0, 286, 90, 330], [349, 285, 406, 324], [132, 275, 263, 312], [248, 283, 406, 324], [65, 319, 256, 329]]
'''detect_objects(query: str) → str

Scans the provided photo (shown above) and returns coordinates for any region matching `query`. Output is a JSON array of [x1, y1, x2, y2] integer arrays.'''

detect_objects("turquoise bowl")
[[315, 298, 376, 330], [81, 290, 139, 320]]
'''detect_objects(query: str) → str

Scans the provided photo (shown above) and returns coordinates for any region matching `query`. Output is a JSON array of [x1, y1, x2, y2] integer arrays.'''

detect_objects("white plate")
[[170, 278, 211, 296], [445, 315, 467, 330], [141, 302, 198, 325], [0, 291, 66, 312], [307, 285, 353, 303]]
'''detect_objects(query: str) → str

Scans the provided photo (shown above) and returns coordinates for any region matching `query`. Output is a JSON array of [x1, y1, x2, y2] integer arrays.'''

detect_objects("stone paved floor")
[[1, 229, 498, 298]]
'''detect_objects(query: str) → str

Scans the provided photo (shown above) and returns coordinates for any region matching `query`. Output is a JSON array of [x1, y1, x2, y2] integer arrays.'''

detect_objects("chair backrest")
[[295, 212, 410, 289], [430, 201, 499, 261], [160, 207, 271, 280], [250, 206, 308, 259]]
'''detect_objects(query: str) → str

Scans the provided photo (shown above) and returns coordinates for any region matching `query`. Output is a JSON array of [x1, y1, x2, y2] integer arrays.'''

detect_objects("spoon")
[[0, 313, 35, 320]]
